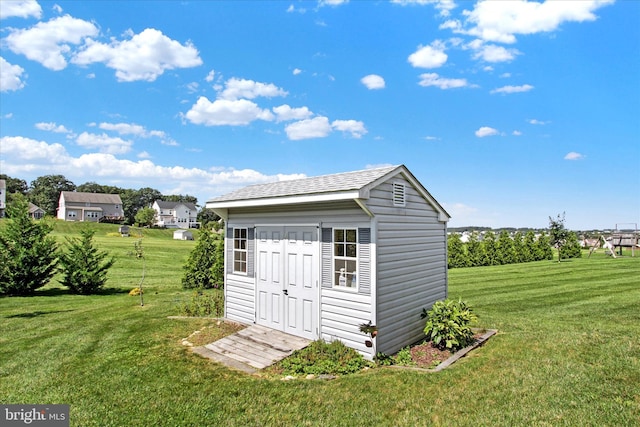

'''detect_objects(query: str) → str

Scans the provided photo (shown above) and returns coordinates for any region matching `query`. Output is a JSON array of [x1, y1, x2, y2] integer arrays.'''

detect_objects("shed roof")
[[206, 165, 450, 222], [61, 191, 122, 204]]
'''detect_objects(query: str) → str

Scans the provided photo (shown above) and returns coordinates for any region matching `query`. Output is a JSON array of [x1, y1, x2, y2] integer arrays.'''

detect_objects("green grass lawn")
[[1, 221, 639, 426]]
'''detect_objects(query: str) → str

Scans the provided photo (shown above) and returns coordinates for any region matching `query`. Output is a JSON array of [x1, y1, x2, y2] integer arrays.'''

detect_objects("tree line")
[[447, 228, 582, 269], [0, 173, 217, 226]]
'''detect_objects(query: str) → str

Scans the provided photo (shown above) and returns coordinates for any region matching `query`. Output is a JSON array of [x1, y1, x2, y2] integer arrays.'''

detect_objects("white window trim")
[[332, 227, 359, 292], [232, 227, 248, 275]]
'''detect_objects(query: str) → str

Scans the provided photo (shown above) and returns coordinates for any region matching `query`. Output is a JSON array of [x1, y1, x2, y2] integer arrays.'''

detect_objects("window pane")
[[240, 240, 246, 250], [234, 229, 241, 238], [346, 229, 356, 242], [334, 243, 345, 257], [240, 229, 247, 238], [346, 243, 356, 258], [334, 229, 344, 242], [234, 240, 240, 249]]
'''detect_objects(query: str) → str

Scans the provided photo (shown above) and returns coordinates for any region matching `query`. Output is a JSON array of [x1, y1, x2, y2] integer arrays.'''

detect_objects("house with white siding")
[[57, 192, 124, 223], [206, 165, 450, 359], [152, 200, 198, 228]]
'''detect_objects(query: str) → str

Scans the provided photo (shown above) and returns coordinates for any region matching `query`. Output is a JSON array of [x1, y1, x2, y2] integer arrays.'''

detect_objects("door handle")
[[283, 289, 288, 296]]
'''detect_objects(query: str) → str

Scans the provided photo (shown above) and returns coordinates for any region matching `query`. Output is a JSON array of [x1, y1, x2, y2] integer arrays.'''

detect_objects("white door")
[[256, 226, 318, 339]]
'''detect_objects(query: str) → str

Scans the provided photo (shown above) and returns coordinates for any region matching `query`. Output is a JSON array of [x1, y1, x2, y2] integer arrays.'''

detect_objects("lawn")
[[1, 221, 639, 426]]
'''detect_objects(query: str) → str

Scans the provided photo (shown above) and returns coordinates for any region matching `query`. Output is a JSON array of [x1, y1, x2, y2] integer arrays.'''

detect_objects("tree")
[[548, 213, 570, 262], [163, 194, 198, 204], [447, 233, 470, 268], [560, 231, 582, 260], [0, 195, 58, 295], [182, 229, 224, 289], [536, 231, 554, 261], [76, 182, 123, 195], [481, 230, 499, 266], [0, 174, 28, 195], [120, 187, 162, 224], [466, 231, 485, 267], [58, 229, 115, 294], [29, 174, 76, 216], [522, 231, 537, 263], [512, 232, 525, 263], [197, 208, 221, 229], [135, 207, 157, 227], [496, 230, 516, 265]]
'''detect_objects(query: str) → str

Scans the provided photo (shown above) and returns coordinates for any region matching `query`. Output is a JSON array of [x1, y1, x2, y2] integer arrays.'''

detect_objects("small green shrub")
[[279, 340, 371, 375], [179, 291, 224, 317], [422, 298, 477, 351], [393, 347, 416, 366], [58, 229, 115, 294]]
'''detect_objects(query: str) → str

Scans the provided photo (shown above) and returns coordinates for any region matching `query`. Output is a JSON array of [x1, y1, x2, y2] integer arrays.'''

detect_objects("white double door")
[[256, 226, 318, 340]]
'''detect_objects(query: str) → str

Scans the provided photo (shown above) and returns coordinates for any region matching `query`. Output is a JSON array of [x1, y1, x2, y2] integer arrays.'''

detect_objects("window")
[[233, 228, 248, 273], [333, 228, 357, 289]]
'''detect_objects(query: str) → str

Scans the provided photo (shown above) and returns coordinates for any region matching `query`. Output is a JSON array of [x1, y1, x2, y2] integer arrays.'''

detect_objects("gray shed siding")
[[368, 176, 448, 355]]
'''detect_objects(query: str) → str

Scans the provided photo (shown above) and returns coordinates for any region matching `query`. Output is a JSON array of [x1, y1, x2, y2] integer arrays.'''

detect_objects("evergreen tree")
[[447, 233, 470, 268], [482, 230, 499, 266], [0, 195, 58, 295], [560, 231, 582, 259], [182, 228, 224, 289], [536, 231, 554, 261], [466, 231, 485, 267], [522, 231, 536, 263], [512, 232, 525, 263], [58, 229, 115, 294], [548, 212, 570, 263], [496, 230, 516, 265]]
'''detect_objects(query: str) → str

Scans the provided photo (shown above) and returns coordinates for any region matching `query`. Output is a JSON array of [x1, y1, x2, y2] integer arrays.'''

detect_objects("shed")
[[173, 229, 194, 241], [206, 165, 450, 359]]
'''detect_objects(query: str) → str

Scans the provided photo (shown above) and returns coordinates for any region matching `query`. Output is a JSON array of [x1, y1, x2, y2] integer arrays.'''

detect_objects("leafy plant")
[[422, 298, 477, 351], [278, 340, 371, 376], [179, 290, 224, 317], [0, 195, 58, 295], [358, 320, 378, 350], [58, 228, 115, 294], [182, 228, 224, 289], [393, 347, 415, 366]]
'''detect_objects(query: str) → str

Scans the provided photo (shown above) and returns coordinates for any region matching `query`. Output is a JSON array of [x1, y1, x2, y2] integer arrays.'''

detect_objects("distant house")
[[206, 164, 450, 360], [152, 200, 198, 228], [57, 192, 124, 223], [0, 179, 5, 218], [28, 203, 45, 219]]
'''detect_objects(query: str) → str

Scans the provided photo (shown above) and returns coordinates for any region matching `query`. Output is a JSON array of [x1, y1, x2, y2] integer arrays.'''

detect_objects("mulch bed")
[[405, 330, 497, 370]]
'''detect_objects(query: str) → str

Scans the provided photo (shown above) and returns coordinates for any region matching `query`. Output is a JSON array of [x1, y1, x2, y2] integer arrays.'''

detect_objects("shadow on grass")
[[1, 287, 133, 298], [6, 309, 75, 318]]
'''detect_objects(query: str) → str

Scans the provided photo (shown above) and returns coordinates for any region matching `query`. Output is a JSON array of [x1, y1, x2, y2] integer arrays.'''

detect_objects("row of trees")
[[0, 197, 115, 295], [0, 173, 216, 226], [448, 214, 582, 269]]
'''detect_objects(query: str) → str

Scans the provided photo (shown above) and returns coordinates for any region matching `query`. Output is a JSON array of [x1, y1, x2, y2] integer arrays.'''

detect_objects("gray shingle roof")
[[207, 165, 400, 203], [61, 191, 122, 204], [155, 200, 198, 211]]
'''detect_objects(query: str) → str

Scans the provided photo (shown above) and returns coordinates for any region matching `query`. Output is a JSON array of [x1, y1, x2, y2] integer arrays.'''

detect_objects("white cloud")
[[318, 0, 349, 7], [76, 132, 133, 154], [472, 43, 520, 62], [500, 72, 511, 78], [418, 73, 469, 89], [219, 78, 288, 101], [331, 120, 367, 138], [361, 74, 385, 90], [512, 130, 522, 136], [272, 105, 313, 122], [35, 122, 72, 133], [528, 118, 549, 125], [475, 126, 499, 137], [5, 15, 99, 71], [0, 136, 67, 161], [137, 151, 151, 159], [293, 68, 302, 75], [490, 84, 534, 94], [424, 135, 441, 141], [408, 42, 448, 68], [0, 57, 26, 92], [391, 0, 457, 17], [462, 0, 614, 44], [185, 96, 274, 126], [0, 0, 42, 19], [205, 69, 215, 82], [564, 151, 585, 160], [285, 116, 332, 140], [72, 28, 202, 82]]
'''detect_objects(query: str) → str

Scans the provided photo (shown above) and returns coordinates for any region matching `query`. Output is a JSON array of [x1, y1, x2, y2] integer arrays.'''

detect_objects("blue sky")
[[1, 0, 638, 230]]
